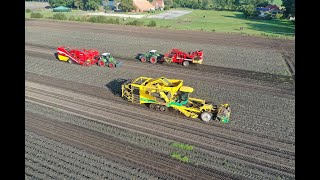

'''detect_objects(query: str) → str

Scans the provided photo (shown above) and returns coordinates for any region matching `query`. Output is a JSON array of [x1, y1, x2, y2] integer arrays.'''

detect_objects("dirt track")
[[25, 19, 295, 179]]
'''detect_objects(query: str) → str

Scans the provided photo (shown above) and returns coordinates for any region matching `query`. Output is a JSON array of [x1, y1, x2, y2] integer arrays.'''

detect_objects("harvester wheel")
[[200, 112, 213, 122], [68, 59, 74, 64], [150, 57, 157, 64], [149, 103, 156, 109], [108, 63, 115, 68], [140, 56, 147, 63], [159, 105, 168, 112], [98, 60, 106, 67], [182, 61, 190, 67], [155, 105, 161, 111]]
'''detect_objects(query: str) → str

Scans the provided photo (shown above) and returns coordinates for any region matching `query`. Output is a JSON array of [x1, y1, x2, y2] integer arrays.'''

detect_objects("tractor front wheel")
[[200, 111, 213, 122], [150, 57, 157, 64], [183, 61, 190, 67], [98, 60, 106, 67], [140, 56, 147, 63], [108, 63, 115, 68]]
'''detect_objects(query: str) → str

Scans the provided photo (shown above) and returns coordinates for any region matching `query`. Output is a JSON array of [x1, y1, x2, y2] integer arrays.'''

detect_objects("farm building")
[[256, 4, 281, 17], [152, 0, 165, 10], [132, 0, 154, 12]]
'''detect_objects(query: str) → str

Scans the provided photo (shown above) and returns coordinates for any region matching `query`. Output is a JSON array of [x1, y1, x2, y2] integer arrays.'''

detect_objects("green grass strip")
[[170, 142, 194, 151]]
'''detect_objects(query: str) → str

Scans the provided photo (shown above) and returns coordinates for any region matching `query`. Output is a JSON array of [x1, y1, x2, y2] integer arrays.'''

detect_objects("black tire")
[[149, 103, 156, 109], [182, 61, 190, 66], [140, 56, 147, 63], [150, 56, 157, 64], [98, 60, 106, 67], [200, 111, 213, 122], [108, 62, 115, 68], [159, 105, 168, 112]]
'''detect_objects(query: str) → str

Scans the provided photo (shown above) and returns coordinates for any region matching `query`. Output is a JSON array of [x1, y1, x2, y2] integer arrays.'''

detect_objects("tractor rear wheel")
[[108, 63, 115, 68], [140, 56, 147, 63], [150, 57, 157, 64], [98, 60, 106, 67], [200, 111, 213, 122], [182, 61, 190, 66]]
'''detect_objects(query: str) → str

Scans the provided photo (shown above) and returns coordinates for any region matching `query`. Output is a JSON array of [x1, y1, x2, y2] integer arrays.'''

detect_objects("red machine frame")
[[163, 48, 203, 66], [57, 46, 100, 66]]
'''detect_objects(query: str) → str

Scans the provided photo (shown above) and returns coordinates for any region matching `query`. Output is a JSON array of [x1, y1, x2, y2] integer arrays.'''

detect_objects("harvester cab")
[[98, 52, 122, 68]]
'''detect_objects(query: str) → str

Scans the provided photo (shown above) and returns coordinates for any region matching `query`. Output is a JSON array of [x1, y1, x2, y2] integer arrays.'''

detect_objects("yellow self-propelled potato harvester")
[[121, 76, 231, 123]]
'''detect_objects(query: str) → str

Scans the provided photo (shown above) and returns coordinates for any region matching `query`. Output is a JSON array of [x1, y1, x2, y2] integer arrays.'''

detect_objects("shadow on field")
[[53, 52, 61, 60], [222, 14, 295, 36], [106, 78, 130, 96]]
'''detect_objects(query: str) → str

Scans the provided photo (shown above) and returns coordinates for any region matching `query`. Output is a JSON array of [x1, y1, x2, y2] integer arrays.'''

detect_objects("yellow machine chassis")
[[121, 77, 218, 119], [58, 55, 69, 61]]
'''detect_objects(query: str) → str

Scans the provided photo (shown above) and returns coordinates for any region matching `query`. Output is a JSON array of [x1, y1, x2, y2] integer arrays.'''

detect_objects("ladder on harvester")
[[132, 88, 140, 104]]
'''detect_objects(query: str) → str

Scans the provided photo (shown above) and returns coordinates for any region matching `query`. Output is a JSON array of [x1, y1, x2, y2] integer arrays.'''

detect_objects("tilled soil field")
[[25, 20, 295, 179], [25, 19, 294, 76]]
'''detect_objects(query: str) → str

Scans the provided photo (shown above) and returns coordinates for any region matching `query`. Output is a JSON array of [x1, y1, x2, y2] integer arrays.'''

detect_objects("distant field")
[[142, 9, 294, 38], [26, 8, 294, 39]]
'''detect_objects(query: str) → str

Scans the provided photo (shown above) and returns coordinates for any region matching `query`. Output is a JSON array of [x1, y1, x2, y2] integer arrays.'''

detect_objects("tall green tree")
[[119, 0, 134, 12], [201, 0, 209, 9], [164, 0, 174, 7], [83, 0, 101, 10], [282, 0, 295, 17], [49, 0, 74, 8], [74, 0, 83, 9]]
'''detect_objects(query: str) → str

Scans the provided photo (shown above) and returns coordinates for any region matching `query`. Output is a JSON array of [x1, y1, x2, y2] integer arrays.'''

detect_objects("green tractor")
[[139, 50, 164, 64], [98, 53, 122, 68]]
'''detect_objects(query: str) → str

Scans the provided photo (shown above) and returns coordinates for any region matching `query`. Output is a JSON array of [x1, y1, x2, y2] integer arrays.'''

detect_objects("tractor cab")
[[101, 52, 111, 59], [149, 50, 157, 56]]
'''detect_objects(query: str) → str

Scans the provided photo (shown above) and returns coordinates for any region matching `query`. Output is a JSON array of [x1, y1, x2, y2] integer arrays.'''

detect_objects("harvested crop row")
[[25, 99, 294, 179]]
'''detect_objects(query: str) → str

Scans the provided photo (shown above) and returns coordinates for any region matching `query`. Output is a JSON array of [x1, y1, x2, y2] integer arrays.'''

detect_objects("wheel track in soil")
[[25, 80, 295, 178], [26, 111, 240, 180], [25, 43, 295, 99], [25, 71, 295, 146]]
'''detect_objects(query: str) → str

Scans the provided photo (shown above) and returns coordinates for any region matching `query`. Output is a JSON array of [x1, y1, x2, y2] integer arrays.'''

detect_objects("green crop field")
[[140, 9, 294, 38], [26, 7, 294, 39]]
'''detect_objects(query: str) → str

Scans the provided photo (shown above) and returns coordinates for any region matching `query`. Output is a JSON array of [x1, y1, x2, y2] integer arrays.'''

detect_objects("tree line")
[[46, 0, 294, 17]]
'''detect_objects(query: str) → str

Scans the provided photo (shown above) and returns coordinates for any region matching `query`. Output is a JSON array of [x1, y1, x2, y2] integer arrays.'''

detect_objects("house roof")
[[133, 0, 154, 11], [152, 0, 165, 7], [53, 6, 71, 12]]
